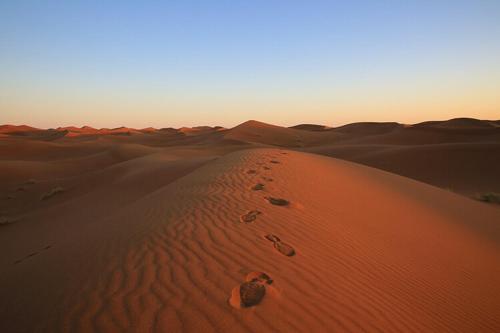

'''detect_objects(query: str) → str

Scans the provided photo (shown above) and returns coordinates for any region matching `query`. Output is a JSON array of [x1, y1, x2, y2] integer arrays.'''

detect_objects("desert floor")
[[1, 118, 499, 332]]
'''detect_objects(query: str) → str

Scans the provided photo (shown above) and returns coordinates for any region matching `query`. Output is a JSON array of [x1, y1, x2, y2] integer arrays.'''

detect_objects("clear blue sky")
[[1, 0, 499, 128]]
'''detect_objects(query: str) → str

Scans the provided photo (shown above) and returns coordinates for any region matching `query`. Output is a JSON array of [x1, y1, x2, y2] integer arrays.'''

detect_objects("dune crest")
[[1, 148, 499, 332]]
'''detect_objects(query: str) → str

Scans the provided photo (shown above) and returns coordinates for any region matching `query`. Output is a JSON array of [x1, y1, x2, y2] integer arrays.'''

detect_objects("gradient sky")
[[1, 0, 499, 128]]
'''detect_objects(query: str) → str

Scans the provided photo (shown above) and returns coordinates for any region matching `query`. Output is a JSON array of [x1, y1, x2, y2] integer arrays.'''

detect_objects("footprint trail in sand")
[[265, 197, 290, 206], [265, 234, 296, 256], [252, 183, 265, 191], [239, 210, 262, 223], [229, 272, 274, 308]]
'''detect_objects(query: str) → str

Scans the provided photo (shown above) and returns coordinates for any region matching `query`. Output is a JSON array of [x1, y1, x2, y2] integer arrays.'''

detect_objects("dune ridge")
[[1, 148, 499, 332]]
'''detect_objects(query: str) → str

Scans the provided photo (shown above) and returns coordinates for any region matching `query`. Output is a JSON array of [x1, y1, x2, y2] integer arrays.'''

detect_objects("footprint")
[[229, 272, 273, 308], [246, 170, 257, 175], [280, 152, 288, 155], [238, 281, 265, 307], [0, 216, 16, 226], [245, 271, 273, 284], [263, 166, 271, 170], [14, 251, 39, 264], [240, 210, 262, 223], [265, 234, 296, 256], [265, 234, 281, 243], [265, 197, 289, 206], [270, 160, 280, 164], [13, 245, 52, 264], [262, 177, 273, 182], [252, 183, 265, 191], [40, 187, 65, 201]]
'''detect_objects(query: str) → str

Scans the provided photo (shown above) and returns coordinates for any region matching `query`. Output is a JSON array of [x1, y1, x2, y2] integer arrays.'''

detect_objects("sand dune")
[[1, 148, 499, 332], [2, 118, 499, 197], [297, 119, 500, 196], [289, 124, 332, 131], [224, 120, 330, 147], [1, 119, 499, 332], [414, 117, 499, 129], [305, 142, 500, 195], [0, 124, 40, 134], [332, 121, 403, 136], [225, 120, 304, 146]]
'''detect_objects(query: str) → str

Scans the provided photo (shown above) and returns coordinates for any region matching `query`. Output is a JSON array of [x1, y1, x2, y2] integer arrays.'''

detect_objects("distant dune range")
[[1, 117, 499, 195], [0, 118, 499, 332]]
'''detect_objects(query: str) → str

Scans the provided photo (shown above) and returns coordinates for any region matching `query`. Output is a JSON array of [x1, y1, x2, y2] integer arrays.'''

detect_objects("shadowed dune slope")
[[414, 117, 498, 129], [333, 121, 403, 136], [304, 142, 500, 195], [1, 148, 499, 332], [327, 120, 500, 145], [289, 124, 332, 131]]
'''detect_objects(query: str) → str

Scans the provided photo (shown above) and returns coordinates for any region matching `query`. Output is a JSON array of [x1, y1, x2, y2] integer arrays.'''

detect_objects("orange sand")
[[1, 119, 499, 332]]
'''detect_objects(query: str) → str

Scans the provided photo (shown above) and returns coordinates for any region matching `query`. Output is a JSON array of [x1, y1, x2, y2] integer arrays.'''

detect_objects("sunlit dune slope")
[[224, 120, 339, 147], [1, 148, 499, 332]]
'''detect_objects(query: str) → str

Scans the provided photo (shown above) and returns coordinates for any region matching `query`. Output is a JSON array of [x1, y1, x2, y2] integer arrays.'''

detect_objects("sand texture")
[[1, 119, 499, 332]]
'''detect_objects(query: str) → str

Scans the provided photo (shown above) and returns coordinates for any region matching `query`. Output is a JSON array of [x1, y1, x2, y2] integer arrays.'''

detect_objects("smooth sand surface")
[[1, 119, 499, 332], [305, 142, 500, 195]]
